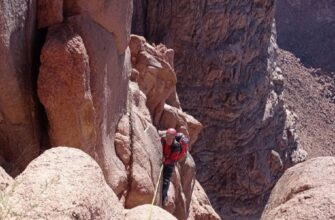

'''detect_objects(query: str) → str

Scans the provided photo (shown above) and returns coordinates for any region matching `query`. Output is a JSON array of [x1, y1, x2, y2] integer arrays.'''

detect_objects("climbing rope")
[[148, 164, 164, 220]]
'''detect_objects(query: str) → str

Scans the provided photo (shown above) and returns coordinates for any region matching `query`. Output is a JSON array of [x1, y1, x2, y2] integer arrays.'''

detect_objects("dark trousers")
[[162, 164, 174, 201]]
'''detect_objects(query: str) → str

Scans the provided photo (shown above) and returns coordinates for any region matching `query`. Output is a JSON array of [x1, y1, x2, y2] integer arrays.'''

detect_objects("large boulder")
[[1, 147, 124, 220], [261, 157, 335, 220], [0, 0, 41, 176], [126, 205, 177, 220]]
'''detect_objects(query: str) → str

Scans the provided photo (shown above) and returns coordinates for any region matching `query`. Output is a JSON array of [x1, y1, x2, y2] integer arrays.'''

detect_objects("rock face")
[[119, 36, 218, 220], [133, 1, 306, 218], [0, 0, 41, 176], [188, 181, 221, 220], [37, 0, 131, 191], [278, 49, 335, 157], [125, 204, 177, 220], [276, 0, 335, 72], [261, 157, 335, 220], [0, 147, 124, 220]]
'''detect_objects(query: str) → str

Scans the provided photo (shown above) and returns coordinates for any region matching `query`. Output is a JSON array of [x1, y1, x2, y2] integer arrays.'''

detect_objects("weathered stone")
[[1, 147, 124, 220], [38, 23, 96, 154], [188, 181, 221, 220], [133, 0, 305, 218], [262, 157, 335, 220], [129, 35, 177, 126], [64, 0, 133, 54], [126, 204, 177, 220], [0, 0, 40, 176], [37, 0, 63, 28], [125, 82, 162, 208]]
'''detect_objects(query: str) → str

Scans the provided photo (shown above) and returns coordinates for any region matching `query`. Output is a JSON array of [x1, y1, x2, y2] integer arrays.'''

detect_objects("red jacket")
[[161, 133, 189, 165]]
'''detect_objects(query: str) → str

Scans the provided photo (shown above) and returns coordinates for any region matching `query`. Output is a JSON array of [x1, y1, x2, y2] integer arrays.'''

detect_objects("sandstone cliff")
[[0, 0, 219, 219], [132, 0, 307, 218]]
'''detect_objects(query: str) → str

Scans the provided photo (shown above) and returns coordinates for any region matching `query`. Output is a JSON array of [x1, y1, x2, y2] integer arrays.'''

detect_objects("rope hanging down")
[[148, 164, 164, 220]]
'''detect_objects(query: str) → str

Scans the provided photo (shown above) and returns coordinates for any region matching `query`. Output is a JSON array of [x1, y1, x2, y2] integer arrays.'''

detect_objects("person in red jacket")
[[161, 127, 189, 204]]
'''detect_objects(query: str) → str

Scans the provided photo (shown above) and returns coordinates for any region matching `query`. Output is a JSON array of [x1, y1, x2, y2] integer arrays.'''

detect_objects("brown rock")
[[261, 157, 335, 220], [64, 0, 133, 54], [125, 82, 162, 208], [37, 0, 63, 28], [129, 35, 177, 126], [276, 0, 335, 72], [0, 167, 13, 192], [0, 0, 41, 176], [68, 14, 130, 195], [188, 181, 221, 220], [133, 1, 306, 218], [38, 23, 96, 154], [1, 147, 124, 220], [125, 204, 177, 220]]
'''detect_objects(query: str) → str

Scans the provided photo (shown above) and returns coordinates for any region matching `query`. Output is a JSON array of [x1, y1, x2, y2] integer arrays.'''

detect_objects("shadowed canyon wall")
[[132, 0, 307, 218], [276, 0, 335, 72]]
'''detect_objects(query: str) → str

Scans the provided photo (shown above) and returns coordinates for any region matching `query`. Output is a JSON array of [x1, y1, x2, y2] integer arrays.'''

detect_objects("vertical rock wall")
[[0, 0, 41, 176], [132, 0, 306, 218]]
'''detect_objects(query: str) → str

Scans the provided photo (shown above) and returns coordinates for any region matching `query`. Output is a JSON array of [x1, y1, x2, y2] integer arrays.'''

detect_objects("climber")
[[160, 127, 189, 205]]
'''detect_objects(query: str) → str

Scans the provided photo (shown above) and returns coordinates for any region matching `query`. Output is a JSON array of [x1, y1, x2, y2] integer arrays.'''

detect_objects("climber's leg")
[[162, 164, 174, 203]]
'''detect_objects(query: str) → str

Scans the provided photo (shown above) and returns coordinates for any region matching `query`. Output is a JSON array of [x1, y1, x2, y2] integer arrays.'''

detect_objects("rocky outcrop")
[[188, 181, 221, 220], [0, 0, 41, 176], [37, 0, 131, 191], [125, 205, 177, 220], [0, 147, 124, 220], [116, 36, 218, 219], [261, 157, 335, 220], [278, 49, 335, 157], [133, 1, 306, 218], [276, 0, 335, 72]]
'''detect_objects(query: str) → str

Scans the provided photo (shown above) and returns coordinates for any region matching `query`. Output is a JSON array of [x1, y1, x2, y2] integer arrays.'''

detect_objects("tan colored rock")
[[64, 0, 133, 54], [261, 157, 335, 220], [0, 0, 41, 176], [126, 204, 177, 220], [160, 104, 203, 146], [129, 35, 177, 126], [38, 23, 96, 154], [188, 181, 221, 220], [37, 0, 63, 28], [125, 82, 162, 208], [0, 167, 13, 192], [1, 147, 124, 220]]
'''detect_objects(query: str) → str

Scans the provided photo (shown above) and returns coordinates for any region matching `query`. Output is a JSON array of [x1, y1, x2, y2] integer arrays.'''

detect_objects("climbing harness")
[[148, 164, 164, 220]]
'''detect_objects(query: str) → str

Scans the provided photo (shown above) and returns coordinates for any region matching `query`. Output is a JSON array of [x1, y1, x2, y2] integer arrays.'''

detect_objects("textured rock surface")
[[126, 205, 177, 220], [124, 36, 218, 219], [0, 147, 124, 220], [38, 24, 96, 154], [133, 1, 306, 218], [261, 157, 335, 220], [278, 49, 335, 157], [37, 0, 63, 28], [37, 5, 131, 192], [276, 0, 335, 72], [0, 167, 13, 192], [0, 0, 41, 176], [188, 181, 221, 220], [64, 0, 133, 54]]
